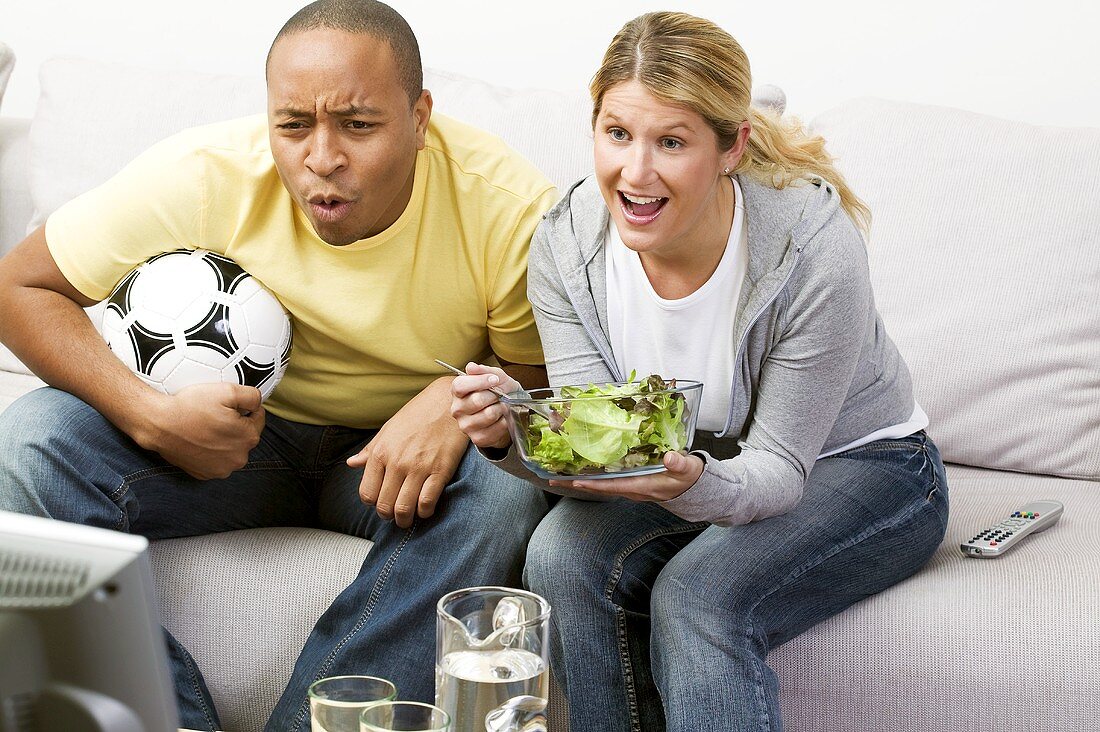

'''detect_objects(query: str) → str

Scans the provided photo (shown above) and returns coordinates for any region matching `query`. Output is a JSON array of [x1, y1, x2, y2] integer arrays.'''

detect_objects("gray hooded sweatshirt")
[[502, 174, 915, 527]]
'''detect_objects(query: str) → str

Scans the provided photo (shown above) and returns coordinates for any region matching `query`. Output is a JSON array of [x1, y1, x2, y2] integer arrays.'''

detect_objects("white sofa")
[[2, 52, 1099, 732]]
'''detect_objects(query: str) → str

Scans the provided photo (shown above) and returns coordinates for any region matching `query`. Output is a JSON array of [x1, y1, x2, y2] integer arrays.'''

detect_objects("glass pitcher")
[[435, 587, 551, 732]]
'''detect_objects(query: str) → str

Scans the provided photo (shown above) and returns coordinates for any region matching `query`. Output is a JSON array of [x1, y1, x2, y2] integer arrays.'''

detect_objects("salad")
[[521, 373, 691, 476]]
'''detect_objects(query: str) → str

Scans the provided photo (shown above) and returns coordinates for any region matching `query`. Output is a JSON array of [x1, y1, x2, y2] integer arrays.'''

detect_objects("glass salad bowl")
[[501, 375, 703, 479]]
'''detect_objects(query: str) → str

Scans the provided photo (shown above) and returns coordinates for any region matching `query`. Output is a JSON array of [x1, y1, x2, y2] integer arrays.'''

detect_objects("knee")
[[0, 388, 88, 513], [650, 553, 757, 643], [524, 501, 613, 600], [449, 450, 549, 540], [0, 387, 72, 457]]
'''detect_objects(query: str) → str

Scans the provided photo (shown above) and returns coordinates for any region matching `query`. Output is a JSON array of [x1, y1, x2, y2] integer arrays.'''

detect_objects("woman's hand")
[[448, 362, 521, 450], [548, 450, 705, 502]]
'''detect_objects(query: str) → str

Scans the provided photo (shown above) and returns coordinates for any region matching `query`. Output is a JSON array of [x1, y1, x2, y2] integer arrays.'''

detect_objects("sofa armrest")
[[0, 115, 32, 257]]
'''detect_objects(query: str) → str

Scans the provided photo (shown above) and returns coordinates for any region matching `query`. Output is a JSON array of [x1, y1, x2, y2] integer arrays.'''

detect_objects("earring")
[[722, 167, 731, 175]]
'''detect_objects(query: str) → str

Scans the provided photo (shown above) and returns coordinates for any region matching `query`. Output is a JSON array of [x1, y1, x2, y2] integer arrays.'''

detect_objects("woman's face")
[[593, 80, 746, 261]]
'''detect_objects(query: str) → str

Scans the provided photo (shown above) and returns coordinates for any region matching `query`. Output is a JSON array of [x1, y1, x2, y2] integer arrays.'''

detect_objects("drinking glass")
[[309, 675, 398, 732], [360, 701, 451, 731]]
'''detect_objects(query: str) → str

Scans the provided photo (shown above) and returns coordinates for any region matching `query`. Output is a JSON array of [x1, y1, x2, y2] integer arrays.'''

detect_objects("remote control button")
[[990, 541, 998, 546]]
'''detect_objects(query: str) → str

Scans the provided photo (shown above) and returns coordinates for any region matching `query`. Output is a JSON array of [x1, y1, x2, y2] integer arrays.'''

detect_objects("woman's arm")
[[661, 221, 873, 526]]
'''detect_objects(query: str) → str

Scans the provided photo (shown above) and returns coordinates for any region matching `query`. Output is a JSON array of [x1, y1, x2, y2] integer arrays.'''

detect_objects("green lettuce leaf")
[[560, 398, 644, 464]]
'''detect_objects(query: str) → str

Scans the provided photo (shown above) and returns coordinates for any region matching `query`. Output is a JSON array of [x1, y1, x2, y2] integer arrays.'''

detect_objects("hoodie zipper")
[[717, 244, 804, 437]]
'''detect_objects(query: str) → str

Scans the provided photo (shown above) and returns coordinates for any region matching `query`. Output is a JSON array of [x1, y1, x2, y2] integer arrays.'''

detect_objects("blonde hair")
[[591, 11, 870, 234]]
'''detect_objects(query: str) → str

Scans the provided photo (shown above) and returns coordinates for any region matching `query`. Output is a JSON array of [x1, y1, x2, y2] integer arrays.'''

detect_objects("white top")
[[820, 402, 929, 458], [606, 178, 748, 432], [604, 176, 928, 452]]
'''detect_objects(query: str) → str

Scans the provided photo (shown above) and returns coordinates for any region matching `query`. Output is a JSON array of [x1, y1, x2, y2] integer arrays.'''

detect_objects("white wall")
[[2, 0, 1098, 127]]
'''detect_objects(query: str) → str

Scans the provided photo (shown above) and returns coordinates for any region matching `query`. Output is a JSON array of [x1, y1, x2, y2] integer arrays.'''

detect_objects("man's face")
[[267, 28, 431, 246]]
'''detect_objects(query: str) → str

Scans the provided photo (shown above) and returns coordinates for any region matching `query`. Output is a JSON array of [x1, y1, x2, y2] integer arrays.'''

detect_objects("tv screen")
[[0, 510, 180, 732]]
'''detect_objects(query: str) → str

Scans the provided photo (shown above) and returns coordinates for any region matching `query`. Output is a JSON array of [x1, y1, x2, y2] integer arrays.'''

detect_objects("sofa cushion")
[[27, 58, 267, 230], [772, 464, 1100, 731], [147, 467, 1097, 732], [418, 67, 592, 191], [149, 528, 371, 732], [0, 42, 13, 106], [810, 98, 1100, 479]]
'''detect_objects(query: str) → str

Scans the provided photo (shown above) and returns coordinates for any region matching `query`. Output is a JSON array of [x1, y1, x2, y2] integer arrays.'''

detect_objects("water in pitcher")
[[436, 647, 548, 732]]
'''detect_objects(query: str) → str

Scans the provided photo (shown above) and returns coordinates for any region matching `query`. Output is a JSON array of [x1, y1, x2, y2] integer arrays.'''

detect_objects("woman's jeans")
[[0, 387, 549, 732], [524, 431, 949, 732]]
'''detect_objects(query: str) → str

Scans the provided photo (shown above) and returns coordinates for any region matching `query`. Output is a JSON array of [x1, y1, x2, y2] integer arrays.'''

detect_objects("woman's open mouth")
[[619, 191, 668, 224]]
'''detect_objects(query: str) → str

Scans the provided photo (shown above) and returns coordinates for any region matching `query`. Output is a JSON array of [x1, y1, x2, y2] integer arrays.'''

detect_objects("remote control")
[[960, 500, 1064, 558]]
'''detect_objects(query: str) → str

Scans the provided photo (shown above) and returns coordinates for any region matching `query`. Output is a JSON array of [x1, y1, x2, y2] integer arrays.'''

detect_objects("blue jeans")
[[524, 431, 949, 732], [0, 387, 549, 732]]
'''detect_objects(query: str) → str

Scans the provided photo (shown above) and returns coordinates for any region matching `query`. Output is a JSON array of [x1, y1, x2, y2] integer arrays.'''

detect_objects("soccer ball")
[[101, 249, 292, 401]]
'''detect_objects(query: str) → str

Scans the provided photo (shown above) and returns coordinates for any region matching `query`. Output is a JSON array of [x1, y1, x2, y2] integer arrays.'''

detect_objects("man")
[[0, 1, 555, 729]]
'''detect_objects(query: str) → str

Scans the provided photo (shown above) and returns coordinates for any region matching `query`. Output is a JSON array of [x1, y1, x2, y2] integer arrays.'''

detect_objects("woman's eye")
[[660, 138, 682, 150], [609, 128, 628, 141]]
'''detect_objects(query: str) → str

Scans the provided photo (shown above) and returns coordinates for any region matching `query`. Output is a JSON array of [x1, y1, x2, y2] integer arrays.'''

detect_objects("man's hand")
[[548, 450, 704, 503], [348, 376, 469, 528], [138, 382, 265, 480]]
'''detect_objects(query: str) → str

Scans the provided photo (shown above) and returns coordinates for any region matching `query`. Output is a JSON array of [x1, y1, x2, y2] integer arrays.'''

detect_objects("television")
[[0, 510, 180, 732]]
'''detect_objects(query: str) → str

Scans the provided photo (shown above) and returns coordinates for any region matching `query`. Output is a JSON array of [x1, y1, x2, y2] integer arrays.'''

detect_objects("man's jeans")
[[0, 387, 549, 732], [525, 431, 949, 732]]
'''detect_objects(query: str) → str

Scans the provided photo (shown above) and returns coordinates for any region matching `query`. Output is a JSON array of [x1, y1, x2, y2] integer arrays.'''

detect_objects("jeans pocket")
[[831, 432, 945, 508]]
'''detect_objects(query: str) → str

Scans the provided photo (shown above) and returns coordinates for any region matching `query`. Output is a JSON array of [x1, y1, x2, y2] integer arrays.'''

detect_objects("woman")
[[449, 11, 948, 732]]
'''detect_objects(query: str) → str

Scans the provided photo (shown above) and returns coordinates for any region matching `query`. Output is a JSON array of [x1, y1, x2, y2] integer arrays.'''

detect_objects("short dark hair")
[[267, 0, 423, 104]]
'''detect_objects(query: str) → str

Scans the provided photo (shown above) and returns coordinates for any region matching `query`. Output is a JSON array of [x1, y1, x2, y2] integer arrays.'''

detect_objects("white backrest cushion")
[[422, 68, 592, 192], [810, 98, 1100, 479], [28, 58, 267, 228], [0, 42, 13, 106]]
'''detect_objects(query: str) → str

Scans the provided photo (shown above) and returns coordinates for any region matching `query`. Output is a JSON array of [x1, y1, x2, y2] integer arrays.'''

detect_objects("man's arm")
[[0, 227, 264, 479], [498, 358, 548, 390], [347, 356, 546, 529]]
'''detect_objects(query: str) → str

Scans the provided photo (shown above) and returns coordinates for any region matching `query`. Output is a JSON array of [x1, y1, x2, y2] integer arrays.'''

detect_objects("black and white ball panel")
[[101, 249, 292, 400]]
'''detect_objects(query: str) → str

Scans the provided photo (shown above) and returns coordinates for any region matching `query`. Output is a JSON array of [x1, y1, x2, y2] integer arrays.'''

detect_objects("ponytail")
[[740, 107, 871, 235]]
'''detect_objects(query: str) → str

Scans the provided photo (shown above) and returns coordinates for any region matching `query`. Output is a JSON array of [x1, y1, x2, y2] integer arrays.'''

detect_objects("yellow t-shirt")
[[47, 113, 556, 428]]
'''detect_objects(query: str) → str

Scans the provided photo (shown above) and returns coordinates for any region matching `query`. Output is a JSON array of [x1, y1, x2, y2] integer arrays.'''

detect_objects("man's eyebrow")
[[272, 105, 384, 118], [330, 104, 385, 117], [273, 106, 314, 119]]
